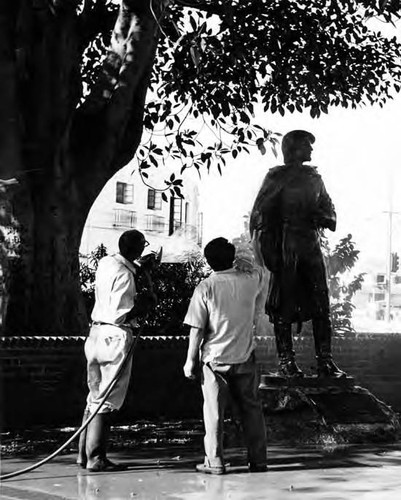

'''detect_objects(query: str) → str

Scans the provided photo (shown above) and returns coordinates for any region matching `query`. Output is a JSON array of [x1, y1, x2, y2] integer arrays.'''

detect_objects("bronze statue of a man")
[[250, 130, 346, 378]]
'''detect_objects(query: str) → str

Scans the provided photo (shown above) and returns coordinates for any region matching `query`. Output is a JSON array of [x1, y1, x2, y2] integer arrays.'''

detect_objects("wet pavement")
[[1, 444, 401, 499]]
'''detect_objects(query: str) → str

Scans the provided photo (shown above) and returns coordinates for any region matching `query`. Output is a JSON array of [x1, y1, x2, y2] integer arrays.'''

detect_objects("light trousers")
[[201, 353, 267, 467], [84, 323, 133, 414]]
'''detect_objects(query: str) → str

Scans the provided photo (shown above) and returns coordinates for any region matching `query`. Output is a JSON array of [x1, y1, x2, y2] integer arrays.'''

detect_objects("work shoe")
[[279, 359, 304, 378], [317, 358, 347, 378], [196, 457, 226, 476], [196, 460, 226, 475], [249, 463, 268, 473], [87, 458, 127, 472]]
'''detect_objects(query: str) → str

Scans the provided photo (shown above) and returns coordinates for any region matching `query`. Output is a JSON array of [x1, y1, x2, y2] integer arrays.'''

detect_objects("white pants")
[[84, 323, 133, 414]]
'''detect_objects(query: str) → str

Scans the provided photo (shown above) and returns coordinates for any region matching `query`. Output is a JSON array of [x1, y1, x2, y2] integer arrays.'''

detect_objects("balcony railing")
[[111, 210, 199, 241], [145, 214, 166, 233], [113, 209, 137, 228]]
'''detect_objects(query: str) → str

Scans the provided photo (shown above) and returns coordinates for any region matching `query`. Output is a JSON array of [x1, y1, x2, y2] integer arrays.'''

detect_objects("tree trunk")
[[3, 177, 88, 334], [0, 0, 162, 335]]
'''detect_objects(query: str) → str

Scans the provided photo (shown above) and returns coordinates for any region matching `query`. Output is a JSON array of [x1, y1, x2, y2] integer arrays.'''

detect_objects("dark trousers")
[[274, 314, 333, 362]]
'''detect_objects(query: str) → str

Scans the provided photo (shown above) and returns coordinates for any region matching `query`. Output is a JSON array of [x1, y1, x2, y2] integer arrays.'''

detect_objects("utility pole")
[[384, 207, 400, 322], [385, 168, 395, 323], [386, 210, 393, 323]]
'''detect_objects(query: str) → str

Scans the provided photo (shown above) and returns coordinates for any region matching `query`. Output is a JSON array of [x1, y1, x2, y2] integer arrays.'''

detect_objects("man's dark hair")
[[204, 237, 235, 271], [118, 230, 145, 256], [282, 129, 315, 163]]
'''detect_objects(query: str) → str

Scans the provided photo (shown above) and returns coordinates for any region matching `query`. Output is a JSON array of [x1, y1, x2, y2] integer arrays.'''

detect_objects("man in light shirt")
[[77, 230, 154, 472], [183, 237, 268, 475]]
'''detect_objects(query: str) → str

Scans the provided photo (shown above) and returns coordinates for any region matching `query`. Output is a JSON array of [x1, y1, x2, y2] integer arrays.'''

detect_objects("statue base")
[[257, 374, 400, 446]]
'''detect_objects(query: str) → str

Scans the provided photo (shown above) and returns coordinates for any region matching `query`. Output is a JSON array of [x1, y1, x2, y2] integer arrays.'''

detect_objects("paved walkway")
[[1, 444, 401, 499]]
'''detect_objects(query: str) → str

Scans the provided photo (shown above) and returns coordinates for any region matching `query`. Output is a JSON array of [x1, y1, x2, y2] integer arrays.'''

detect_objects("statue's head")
[[119, 230, 149, 262], [281, 130, 315, 164], [204, 237, 235, 271]]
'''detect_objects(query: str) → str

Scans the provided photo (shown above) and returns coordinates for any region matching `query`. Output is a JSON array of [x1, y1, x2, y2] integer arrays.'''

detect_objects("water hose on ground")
[[0, 327, 142, 481]]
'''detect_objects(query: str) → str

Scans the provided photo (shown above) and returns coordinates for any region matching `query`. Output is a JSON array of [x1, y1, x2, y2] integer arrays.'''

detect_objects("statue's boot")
[[85, 413, 126, 472], [76, 407, 91, 468], [274, 320, 304, 378], [313, 316, 347, 378]]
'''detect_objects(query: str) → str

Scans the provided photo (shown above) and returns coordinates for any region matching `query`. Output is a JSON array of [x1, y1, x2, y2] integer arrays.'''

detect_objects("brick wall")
[[256, 333, 401, 412], [1, 333, 401, 430], [0, 336, 203, 430]]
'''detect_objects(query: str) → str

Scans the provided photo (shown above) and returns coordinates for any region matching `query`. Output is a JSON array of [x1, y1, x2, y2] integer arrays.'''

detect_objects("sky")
[[196, 17, 401, 278], [198, 95, 401, 276]]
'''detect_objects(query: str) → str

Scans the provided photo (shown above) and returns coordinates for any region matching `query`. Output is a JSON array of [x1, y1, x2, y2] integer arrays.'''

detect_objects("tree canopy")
[[126, 0, 401, 192], [71, 0, 401, 198]]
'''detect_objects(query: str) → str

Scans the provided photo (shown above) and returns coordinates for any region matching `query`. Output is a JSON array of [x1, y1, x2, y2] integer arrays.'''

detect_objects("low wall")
[[1, 333, 401, 430]]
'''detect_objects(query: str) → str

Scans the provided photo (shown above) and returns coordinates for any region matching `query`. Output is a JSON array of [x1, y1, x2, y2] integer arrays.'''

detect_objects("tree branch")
[[111, 59, 155, 172], [78, 0, 118, 50], [48, 0, 82, 15], [69, 0, 162, 194]]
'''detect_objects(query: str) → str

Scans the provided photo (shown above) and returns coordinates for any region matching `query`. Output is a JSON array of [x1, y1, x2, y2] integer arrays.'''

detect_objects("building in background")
[[80, 164, 203, 262], [353, 270, 401, 331]]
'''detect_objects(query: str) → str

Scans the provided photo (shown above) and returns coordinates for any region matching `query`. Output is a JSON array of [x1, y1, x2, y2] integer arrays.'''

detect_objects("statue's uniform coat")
[[250, 164, 336, 324]]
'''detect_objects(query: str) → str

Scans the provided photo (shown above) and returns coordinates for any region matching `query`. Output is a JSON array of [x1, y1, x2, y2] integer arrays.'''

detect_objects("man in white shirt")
[[183, 237, 268, 475], [77, 230, 153, 472]]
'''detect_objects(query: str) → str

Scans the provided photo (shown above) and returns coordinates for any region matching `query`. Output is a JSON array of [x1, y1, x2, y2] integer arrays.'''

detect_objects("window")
[[147, 189, 162, 210], [169, 196, 183, 235], [197, 212, 203, 246], [116, 182, 134, 204], [173, 197, 183, 225]]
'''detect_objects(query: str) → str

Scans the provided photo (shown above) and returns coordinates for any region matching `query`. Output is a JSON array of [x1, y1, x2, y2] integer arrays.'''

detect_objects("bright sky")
[[195, 17, 401, 277], [198, 95, 401, 275]]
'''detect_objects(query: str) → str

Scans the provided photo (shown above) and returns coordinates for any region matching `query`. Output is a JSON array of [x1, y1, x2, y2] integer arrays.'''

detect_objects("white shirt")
[[91, 254, 137, 326], [184, 266, 268, 364]]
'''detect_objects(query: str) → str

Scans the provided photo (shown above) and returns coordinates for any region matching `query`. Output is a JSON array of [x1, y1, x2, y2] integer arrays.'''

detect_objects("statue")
[[250, 130, 346, 378]]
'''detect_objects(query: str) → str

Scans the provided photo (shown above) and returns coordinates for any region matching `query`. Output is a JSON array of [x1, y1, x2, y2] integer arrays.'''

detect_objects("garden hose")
[[0, 326, 142, 481]]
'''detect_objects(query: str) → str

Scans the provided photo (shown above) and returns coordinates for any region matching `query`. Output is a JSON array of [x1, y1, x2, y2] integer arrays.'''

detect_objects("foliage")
[[80, 235, 365, 335], [139, 0, 401, 191], [79, 245, 209, 332], [321, 234, 366, 334], [80, 0, 401, 195], [144, 253, 209, 334], [79, 244, 108, 313]]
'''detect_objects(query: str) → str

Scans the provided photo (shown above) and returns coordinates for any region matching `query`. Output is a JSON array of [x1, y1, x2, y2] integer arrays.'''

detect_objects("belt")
[[92, 321, 138, 329]]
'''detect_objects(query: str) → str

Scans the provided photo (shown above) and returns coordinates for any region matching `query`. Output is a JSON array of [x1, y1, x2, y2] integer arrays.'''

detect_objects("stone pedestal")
[[258, 374, 400, 445]]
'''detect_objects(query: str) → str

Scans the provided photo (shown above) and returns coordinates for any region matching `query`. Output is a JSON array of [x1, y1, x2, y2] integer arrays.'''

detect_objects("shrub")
[[321, 234, 365, 335], [144, 253, 209, 334], [79, 246, 209, 334], [79, 244, 108, 316]]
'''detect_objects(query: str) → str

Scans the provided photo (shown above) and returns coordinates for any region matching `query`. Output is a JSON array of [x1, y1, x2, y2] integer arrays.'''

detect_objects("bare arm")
[[183, 326, 204, 379]]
